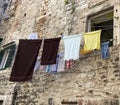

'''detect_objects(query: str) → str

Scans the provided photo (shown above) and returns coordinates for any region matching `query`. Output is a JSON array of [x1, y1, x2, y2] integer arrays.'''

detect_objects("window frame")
[[0, 95, 7, 105], [0, 42, 16, 70], [86, 7, 114, 46], [0, 49, 10, 69]]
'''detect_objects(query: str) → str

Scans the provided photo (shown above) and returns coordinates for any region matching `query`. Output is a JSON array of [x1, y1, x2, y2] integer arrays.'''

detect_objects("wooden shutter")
[[0, 50, 5, 70]]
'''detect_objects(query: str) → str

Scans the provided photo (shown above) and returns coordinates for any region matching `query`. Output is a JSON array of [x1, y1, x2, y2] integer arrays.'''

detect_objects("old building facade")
[[0, 0, 120, 105]]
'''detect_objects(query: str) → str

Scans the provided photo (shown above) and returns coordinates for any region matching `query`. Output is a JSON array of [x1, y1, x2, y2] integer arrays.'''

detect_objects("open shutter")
[[0, 50, 4, 63], [0, 50, 5, 70], [0, 38, 4, 64], [5, 44, 16, 68]]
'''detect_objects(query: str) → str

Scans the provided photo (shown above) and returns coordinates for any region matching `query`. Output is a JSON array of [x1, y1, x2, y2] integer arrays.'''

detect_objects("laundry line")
[[0, 38, 118, 52]]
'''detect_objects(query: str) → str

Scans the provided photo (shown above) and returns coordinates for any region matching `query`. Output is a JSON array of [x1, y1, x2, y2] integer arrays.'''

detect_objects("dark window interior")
[[0, 100, 3, 105], [91, 20, 113, 46], [87, 8, 113, 46]]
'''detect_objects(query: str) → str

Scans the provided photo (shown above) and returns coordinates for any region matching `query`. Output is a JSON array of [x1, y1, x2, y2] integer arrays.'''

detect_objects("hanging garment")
[[9, 39, 42, 82], [50, 64, 58, 73], [45, 55, 59, 73], [65, 59, 73, 69], [28, 32, 40, 72], [50, 53, 60, 73], [83, 30, 101, 51], [27, 32, 40, 72], [27, 32, 38, 39], [80, 49, 92, 54], [34, 56, 41, 72], [57, 52, 65, 72], [41, 37, 61, 65], [101, 41, 110, 59], [63, 35, 82, 60], [45, 65, 51, 73], [39, 65, 46, 72]]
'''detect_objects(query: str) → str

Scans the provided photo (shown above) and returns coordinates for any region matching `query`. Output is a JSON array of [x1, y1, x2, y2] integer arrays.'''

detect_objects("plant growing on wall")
[[71, 3, 76, 14], [64, 0, 69, 5], [64, 0, 76, 14]]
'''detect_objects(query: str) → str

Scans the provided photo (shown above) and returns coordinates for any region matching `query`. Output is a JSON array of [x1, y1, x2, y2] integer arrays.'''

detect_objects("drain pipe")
[[11, 84, 20, 105]]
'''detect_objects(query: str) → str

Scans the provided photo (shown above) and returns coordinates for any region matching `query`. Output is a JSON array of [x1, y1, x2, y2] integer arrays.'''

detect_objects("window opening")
[[0, 95, 7, 105], [87, 8, 113, 46], [61, 101, 78, 105], [0, 100, 3, 105]]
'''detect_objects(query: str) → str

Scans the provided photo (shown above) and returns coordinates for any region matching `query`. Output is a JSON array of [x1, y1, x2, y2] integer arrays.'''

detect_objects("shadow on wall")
[[78, 99, 119, 105], [61, 98, 119, 105]]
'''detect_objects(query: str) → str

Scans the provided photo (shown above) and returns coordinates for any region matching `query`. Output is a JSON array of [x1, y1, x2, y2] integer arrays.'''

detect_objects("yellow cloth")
[[80, 49, 92, 54], [83, 30, 101, 51]]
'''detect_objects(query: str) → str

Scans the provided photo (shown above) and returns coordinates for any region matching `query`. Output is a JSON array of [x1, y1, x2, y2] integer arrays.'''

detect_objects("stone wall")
[[0, 0, 119, 105], [15, 45, 120, 105]]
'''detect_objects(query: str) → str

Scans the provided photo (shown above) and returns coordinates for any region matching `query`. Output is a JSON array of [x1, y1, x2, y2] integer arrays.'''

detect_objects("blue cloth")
[[101, 41, 109, 59], [45, 65, 51, 73], [45, 64, 57, 73]]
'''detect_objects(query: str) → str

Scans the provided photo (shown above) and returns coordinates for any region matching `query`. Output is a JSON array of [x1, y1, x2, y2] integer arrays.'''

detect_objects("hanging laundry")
[[41, 37, 61, 65], [50, 64, 58, 73], [45, 52, 64, 73], [39, 65, 46, 72], [9, 39, 42, 82], [34, 56, 41, 72], [83, 30, 101, 51], [45, 55, 59, 73], [101, 41, 110, 59], [80, 49, 92, 54], [45, 65, 51, 73], [27, 32, 41, 73], [65, 59, 73, 69], [63, 34, 82, 60], [28, 32, 39, 72], [57, 52, 65, 72], [27, 32, 38, 39]]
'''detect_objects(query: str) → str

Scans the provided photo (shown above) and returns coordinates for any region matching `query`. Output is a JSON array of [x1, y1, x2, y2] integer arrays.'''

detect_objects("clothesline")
[[101, 38, 116, 41], [0, 38, 118, 52], [91, 25, 116, 27], [3, 39, 120, 59], [98, 27, 113, 31]]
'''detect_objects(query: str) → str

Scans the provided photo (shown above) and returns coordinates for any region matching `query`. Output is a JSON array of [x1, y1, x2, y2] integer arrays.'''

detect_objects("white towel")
[[63, 34, 82, 60]]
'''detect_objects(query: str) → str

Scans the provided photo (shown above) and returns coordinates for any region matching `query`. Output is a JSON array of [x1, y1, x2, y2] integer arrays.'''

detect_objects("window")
[[0, 95, 7, 105], [87, 7, 113, 46], [0, 42, 16, 70], [0, 100, 3, 105]]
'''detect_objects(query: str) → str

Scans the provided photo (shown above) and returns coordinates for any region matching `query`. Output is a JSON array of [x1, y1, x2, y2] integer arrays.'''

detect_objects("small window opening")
[[0, 100, 3, 105], [61, 101, 78, 105], [87, 7, 113, 46], [48, 98, 53, 105], [24, 13, 26, 17]]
